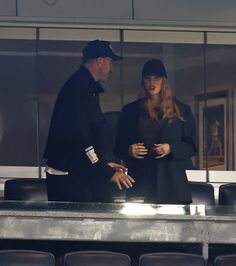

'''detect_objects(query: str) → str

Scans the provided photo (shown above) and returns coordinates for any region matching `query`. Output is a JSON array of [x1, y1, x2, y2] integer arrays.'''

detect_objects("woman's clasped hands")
[[129, 142, 171, 159]]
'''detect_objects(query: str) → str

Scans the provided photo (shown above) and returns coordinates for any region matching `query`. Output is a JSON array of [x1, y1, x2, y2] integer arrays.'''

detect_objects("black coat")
[[44, 66, 115, 201], [114, 99, 197, 204]]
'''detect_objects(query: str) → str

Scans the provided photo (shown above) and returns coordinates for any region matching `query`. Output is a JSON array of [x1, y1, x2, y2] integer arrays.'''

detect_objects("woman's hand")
[[153, 143, 171, 159], [128, 142, 148, 159]]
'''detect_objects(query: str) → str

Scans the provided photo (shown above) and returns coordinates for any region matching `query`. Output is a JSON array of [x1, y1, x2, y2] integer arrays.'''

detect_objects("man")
[[44, 40, 134, 202]]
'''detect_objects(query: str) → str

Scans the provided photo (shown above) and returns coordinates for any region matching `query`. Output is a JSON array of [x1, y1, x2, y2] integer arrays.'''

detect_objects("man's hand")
[[107, 162, 128, 174], [110, 171, 135, 190]]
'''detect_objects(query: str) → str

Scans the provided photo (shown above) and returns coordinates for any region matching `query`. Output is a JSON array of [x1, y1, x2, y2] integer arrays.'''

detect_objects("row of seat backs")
[[139, 253, 236, 266], [191, 182, 236, 205], [0, 250, 235, 266], [3, 178, 236, 205], [0, 250, 54, 266], [4, 178, 48, 202]]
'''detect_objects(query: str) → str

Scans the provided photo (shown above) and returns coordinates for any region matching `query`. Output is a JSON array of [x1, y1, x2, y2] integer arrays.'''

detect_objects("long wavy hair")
[[143, 77, 183, 122]]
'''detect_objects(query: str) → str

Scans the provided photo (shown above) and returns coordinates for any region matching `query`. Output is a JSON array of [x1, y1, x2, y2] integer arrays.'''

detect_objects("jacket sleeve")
[[72, 90, 115, 181], [114, 106, 131, 162], [169, 104, 197, 161]]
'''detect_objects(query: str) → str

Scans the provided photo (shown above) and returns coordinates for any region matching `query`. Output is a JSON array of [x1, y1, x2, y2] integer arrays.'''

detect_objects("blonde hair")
[[143, 78, 183, 121]]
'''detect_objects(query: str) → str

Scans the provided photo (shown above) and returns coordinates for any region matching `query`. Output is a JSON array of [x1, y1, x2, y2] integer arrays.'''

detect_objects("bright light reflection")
[[120, 203, 156, 216], [190, 205, 205, 216], [157, 205, 186, 215], [120, 203, 205, 216]]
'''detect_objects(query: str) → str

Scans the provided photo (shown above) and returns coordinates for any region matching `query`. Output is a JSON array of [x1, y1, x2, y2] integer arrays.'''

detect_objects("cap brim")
[[111, 54, 123, 61]]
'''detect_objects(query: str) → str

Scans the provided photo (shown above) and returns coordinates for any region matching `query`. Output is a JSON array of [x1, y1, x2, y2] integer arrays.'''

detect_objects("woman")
[[114, 59, 197, 204]]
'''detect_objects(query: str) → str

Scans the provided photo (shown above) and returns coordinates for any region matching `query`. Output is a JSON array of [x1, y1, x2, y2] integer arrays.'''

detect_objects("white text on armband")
[[85, 146, 99, 164]]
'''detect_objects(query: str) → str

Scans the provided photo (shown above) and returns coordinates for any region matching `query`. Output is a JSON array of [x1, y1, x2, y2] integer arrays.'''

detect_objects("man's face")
[[97, 57, 114, 81]]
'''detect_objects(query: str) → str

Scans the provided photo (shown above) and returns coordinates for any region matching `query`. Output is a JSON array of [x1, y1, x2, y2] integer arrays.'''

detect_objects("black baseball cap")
[[142, 59, 167, 78], [82, 40, 122, 61]]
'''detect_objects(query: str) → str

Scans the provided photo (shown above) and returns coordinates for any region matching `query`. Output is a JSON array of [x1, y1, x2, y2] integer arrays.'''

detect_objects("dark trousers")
[[46, 173, 70, 201], [46, 172, 112, 203]]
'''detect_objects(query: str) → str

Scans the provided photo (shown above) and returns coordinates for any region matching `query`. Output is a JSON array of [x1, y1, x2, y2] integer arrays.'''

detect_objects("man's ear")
[[96, 57, 103, 66]]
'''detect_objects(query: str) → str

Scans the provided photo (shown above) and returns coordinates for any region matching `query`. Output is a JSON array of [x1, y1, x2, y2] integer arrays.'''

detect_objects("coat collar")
[[78, 65, 104, 94]]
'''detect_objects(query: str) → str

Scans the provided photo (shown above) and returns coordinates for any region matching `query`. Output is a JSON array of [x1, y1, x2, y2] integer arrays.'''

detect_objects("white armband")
[[85, 146, 99, 164]]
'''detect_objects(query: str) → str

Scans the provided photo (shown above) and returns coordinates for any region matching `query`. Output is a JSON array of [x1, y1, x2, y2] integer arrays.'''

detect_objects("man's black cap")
[[142, 59, 167, 78], [82, 40, 122, 61]]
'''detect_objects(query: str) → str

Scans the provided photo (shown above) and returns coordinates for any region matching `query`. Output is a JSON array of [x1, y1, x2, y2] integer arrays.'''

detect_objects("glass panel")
[[0, 27, 37, 166], [123, 30, 205, 105], [123, 30, 205, 168], [1, 26, 235, 175], [38, 28, 122, 166], [203, 32, 236, 171], [0, 201, 236, 217]]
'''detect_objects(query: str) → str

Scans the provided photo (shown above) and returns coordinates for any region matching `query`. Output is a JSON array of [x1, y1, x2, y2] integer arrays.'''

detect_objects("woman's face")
[[143, 75, 163, 97]]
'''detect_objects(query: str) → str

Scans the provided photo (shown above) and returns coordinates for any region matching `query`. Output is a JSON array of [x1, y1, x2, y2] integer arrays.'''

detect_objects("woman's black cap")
[[142, 59, 167, 78]]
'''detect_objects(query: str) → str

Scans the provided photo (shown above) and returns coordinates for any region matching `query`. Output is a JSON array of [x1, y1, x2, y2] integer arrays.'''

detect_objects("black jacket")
[[44, 66, 115, 184], [114, 99, 197, 204]]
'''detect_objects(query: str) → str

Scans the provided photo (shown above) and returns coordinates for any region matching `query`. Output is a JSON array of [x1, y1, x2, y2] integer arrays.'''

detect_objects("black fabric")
[[0, 250, 55, 266], [114, 99, 197, 204], [44, 66, 115, 202], [64, 251, 131, 266], [4, 178, 47, 201], [139, 107, 163, 153], [139, 252, 205, 266], [100, 111, 121, 163]]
